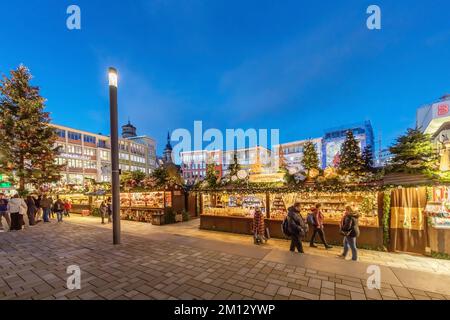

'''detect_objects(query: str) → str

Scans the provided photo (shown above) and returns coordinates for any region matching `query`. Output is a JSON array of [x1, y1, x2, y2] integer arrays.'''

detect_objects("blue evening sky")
[[1, 0, 449, 155]]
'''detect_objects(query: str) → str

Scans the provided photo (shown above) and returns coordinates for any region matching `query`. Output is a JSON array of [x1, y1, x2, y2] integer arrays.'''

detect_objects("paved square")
[[1, 216, 450, 300]]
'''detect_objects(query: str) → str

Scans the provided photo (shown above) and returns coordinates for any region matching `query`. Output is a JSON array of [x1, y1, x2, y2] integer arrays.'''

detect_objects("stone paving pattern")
[[1, 216, 450, 300]]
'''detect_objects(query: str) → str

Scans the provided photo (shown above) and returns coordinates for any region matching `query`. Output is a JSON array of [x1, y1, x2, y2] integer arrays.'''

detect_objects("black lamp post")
[[108, 67, 121, 245]]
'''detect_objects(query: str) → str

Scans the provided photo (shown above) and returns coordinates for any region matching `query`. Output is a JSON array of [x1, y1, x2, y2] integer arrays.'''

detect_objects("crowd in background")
[[0, 193, 72, 232]]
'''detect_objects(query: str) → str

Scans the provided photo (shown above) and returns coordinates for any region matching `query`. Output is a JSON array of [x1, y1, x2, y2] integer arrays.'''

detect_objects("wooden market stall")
[[119, 185, 187, 225], [198, 186, 386, 248], [424, 185, 450, 256]]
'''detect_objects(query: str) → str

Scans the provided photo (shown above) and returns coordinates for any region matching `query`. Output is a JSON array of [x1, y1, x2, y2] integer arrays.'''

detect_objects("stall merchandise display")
[[120, 192, 166, 208], [202, 191, 379, 227], [202, 193, 266, 217], [425, 186, 450, 229]]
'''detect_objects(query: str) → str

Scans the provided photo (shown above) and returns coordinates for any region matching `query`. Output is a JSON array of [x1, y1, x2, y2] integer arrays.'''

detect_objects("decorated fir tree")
[[0, 65, 63, 193], [338, 130, 364, 175], [227, 151, 241, 177], [205, 163, 218, 187], [388, 128, 438, 174], [301, 141, 320, 173], [362, 144, 374, 171]]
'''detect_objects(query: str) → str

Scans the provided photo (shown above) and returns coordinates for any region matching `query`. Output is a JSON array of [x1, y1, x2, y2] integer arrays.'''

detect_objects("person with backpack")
[[285, 202, 308, 253], [309, 203, 333, 249], [338, 206, 360, 261], [52, 197, 65, 222]]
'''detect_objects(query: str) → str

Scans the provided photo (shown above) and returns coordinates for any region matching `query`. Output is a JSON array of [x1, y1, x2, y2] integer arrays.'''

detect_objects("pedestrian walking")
[[253, 207, 267, 245], [287, 202, 308, 253], [100, 200, 108, 224], [34, 195, 43, 222], [0, 193, 11, 231], [63, 199, 71, 217], [309, 203, 333, 249], [53, 197, 65, 222], [338, 206, 360, 261], [40, 195, 52, 223], [26, 196, 37, 226], [49, 197, 55, 219], [7, 194, 27, 231], [107, 197, 112, 223]]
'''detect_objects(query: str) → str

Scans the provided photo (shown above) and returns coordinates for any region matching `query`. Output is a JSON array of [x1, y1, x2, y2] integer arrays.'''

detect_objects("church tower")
[[121, 120, 137, 138], [163, 132, 173, 164]]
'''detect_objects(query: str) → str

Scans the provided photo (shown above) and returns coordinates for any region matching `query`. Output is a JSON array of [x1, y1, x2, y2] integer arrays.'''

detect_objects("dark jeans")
[[290, 234, 304, 253], [343, 236, 358, 260], [43, 208, 50, 222], [310, 227, 329, 246]]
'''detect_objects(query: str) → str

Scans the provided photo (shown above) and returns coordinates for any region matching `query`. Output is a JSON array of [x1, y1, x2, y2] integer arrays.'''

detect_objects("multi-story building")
[[179, 122, 376, 183], [52, 122, 157, 185], [417, 95, 450, 135], [321, 121, 375, 168], [180, 146, 271, 185], [272, 138, 323, 173]]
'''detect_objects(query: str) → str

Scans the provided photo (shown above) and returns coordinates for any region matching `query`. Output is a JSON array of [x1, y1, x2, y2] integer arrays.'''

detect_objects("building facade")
[[180, 146, 271, 185], [321, 121, 375, 169], [273, 138, 323, 173], [52, 122, 157, 185]]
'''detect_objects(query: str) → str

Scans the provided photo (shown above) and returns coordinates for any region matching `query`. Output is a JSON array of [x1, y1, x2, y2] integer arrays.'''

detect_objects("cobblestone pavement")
[[1, 216, 450, 300]]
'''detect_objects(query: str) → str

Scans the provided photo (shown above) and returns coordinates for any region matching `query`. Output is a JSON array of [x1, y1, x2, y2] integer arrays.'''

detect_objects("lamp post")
[[108, 67, 121, 245]]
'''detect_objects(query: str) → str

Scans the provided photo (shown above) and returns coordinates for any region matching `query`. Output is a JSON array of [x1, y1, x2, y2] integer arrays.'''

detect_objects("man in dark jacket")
[[338, 206, 360, 261], [287, 203, 307, 253]]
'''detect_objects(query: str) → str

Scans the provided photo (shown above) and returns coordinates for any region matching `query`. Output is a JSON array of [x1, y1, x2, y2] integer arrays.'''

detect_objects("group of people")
[[252, 202, 360, 261], [0, 193, 72, 232]]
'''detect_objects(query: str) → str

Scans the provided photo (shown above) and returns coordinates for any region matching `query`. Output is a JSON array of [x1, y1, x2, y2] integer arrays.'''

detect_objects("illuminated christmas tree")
[[0, 65, 64, 193]]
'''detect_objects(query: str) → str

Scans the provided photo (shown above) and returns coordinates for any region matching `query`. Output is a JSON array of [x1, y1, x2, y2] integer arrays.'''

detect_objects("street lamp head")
[[108, 67, 118, 87]]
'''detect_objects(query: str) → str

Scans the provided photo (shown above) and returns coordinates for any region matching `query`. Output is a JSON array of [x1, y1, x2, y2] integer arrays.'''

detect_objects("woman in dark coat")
[[26, 196, 37, 226]]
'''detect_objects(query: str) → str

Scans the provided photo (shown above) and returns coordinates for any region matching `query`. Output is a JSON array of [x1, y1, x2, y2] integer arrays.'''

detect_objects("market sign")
[[249, 173, 285, 183], [0, 182, 11, 188]]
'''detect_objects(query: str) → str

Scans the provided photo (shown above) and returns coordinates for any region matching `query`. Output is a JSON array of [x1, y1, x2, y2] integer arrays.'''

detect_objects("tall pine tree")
[[362, 144, 374, 171], [338, 130, 364, 175], [388, 128, 438, 174], [0, 65, 63, 193], [205, 163, 218, 187], [301, 141, 320, 172], [227, 151, 241, 177]]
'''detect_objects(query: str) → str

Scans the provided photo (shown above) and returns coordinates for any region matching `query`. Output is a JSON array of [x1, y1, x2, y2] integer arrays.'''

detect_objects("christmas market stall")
[[198, 185, 386, 248], [119, 184, 186, 225], [424, 186, 450, 256]]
